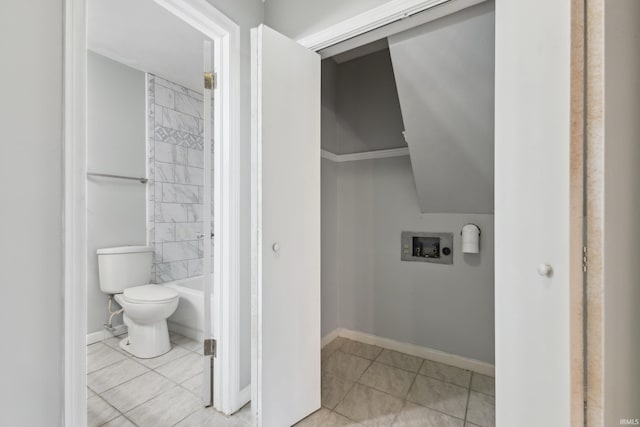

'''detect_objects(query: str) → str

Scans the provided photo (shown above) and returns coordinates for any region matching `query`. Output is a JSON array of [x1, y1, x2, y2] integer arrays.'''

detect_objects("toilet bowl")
[[97, 246, 180, 359], [114, 285, 179, 358]]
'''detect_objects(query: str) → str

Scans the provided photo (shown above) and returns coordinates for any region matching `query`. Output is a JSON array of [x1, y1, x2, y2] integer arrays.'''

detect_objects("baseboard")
[[86, 324, 127, 346], [321, 328, 340, 348], [236, 385, 251, 410], [326, 328, 495, 377], [167, 321, 203, 342]]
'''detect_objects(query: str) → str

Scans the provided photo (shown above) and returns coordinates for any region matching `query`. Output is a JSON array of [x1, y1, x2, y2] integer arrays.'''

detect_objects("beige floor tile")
[[134, 344, 191, 369], [102, 334, 128, 350], [335, 383, 404, 427], [87, 395, 120, 427], [175, 406, 249, 427], [87, 387, 96, 398], [295, 408, 332, 426], [322, 372, 355, 409], [125, 385, 202, 427], [406, 375, 468, 419], [155, 352, 203, 383], [419, 360, 472, 388], [323, 337, 347, 354], [101, 415, 137, 427], [101, 371, 174, 413], [87, 342, 127, 374], [392, 402, 464, 427], [375, 350, 423, 373], [470, 373, 495, 396], [88, 359, 149, 394], [358, 362, 416, 398], [466, 391, 495, 427], [465, 423, 481, 427], [323, 350, 372, 382], [341, 340, 383, 360], [322, 337, 347, 363]]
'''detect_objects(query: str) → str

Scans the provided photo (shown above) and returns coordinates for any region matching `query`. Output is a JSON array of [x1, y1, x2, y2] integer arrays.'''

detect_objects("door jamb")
[[63, 0, 243, 424]]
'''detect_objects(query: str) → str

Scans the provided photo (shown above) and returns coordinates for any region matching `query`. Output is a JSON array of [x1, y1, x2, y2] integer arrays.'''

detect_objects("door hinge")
[[583, 246, 588, 272], [204, 72, 216, 90], [204, 338, 216, 356]]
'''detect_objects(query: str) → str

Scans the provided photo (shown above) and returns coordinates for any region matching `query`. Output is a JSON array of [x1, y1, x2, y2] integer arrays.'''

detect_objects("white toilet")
[[97, 246, 179, 359]]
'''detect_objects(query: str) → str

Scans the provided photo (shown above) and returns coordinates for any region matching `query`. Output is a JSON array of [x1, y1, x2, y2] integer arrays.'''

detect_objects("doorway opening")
[[64, 0, 243, 424]]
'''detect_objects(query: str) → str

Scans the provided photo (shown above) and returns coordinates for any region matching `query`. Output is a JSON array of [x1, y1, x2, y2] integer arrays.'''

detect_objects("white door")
[[251, 25, 321, 427]]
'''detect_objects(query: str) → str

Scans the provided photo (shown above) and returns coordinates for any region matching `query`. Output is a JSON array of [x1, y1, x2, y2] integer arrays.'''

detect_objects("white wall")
[[335, 157, 495, 362], [87, 52, 147, 335], [603, 0, 640, 422], [0, 0, 64, 425], [494, 0, 571, 424], [206, 0, 264, 391], [388, 2, 494, 214], [264, 0, 391, 40]]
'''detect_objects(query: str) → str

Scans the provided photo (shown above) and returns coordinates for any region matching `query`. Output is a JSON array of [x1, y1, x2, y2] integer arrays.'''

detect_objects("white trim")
[[299, 0, 486, 58], [152, 0, 242, 415], [237, 385, 251, 410], [321, 147, 410, 163], [64, 0, 87, 425], [328, 328, 495, 377], [86, 325, 127, 346], [297, 0, 450, 51]]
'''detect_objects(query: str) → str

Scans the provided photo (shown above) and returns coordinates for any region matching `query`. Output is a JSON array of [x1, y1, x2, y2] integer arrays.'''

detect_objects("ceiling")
[[88, 0, 212, 92]]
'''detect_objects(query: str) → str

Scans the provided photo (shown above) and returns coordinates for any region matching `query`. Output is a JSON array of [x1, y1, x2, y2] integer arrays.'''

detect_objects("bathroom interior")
[[85, 0, 495, 426], [85, 0, 236, 425]]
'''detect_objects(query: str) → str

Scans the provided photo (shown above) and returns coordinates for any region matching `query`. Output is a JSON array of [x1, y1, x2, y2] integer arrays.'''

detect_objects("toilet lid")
[[123, 285, 178, 304]]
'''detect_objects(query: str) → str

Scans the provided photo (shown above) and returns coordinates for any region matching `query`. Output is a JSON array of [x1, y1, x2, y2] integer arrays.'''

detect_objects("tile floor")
[[294, 337, 495, 427], [88, 334, 494, 427], [87, 332, 251, 427]]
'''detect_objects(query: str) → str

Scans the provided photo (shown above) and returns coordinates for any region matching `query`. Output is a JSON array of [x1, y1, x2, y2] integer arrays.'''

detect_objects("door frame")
[[63, 0, 242, 424], [251, 0, 585, 424]]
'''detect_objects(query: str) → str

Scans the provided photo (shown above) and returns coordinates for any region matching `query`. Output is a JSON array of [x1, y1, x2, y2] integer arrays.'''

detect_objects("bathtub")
[[162, 275, 214, 341]]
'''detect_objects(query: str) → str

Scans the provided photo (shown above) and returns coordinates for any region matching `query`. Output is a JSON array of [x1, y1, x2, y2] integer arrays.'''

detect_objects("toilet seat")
[[122, 284, 178, 304]]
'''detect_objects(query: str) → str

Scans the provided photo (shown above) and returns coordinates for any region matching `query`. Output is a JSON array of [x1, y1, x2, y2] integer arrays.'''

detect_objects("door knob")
[[272, 243, 280, 253], [537, 264, 553, 277]]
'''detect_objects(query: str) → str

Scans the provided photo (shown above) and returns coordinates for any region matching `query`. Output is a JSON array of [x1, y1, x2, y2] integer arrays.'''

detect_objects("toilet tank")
[[97, 246, 154, 294]]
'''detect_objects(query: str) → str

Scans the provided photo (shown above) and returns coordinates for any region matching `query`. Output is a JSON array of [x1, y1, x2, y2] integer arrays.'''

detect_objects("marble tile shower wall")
[[147, 74, 213, 283]]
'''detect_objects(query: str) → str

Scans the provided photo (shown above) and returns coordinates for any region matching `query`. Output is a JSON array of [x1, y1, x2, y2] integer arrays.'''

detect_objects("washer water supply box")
[[401, 231, 453, 264]]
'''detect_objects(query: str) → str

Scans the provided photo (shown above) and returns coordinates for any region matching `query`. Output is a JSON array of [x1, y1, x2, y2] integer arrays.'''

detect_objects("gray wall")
[[320, 42, 495, 362], [206, 0, 264, 391], [321, 59, 338, 153], [87, 51, 147, 335], [335, 157, 495, 363], [321, 159, 339, 336], [388, 1, 495, 214], [264, 0, 391, 40], [603, 0, 640, 421], [0, 0, 64, 424], [335, 49, 406, 154]]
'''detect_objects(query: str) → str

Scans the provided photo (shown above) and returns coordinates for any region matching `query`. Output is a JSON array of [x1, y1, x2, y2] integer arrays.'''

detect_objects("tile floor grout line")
[[91, 393, 126, 426], [90, 334, 206, 426], [463, 379, 472, 425]]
